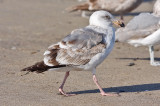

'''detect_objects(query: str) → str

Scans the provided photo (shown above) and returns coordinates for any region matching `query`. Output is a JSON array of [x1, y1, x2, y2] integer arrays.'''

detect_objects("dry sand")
[[0, 0, 160, 106]]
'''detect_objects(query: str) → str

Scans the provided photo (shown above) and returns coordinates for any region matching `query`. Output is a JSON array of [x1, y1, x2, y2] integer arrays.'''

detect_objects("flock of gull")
[[22, 0, 160, 96]]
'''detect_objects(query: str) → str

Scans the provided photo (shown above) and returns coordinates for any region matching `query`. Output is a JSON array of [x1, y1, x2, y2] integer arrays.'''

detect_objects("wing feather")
[[44, 27, 106, 66]]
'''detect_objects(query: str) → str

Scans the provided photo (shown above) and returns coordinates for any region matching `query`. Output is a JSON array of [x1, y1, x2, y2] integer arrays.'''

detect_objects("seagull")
[[21, 11, 124, 96], [77, 0, 87, 2], [115, 0, 160, 66], [153, 0, 160, 16], [68, 0, 142, 20]]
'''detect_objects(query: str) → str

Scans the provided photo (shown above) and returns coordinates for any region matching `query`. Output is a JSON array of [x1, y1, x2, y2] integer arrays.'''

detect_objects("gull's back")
[[116, 13, 160, 42]]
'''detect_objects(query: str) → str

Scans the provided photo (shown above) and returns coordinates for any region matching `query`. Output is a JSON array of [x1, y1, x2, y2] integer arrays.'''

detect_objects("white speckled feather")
[[43, 11, 117, 74]]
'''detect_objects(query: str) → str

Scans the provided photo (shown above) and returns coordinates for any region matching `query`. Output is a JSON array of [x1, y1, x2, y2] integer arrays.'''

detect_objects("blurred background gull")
[[115, 0, 160, 66], [68, 0, 143, 20]]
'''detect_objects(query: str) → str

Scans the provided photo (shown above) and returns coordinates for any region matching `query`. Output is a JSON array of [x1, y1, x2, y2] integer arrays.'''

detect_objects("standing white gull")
[[68, 0, 142, 20], [115, 0, 160, 66], [153, 0, 160, 16], [77, 0, 87, 2], [21, 11, 124, 96]]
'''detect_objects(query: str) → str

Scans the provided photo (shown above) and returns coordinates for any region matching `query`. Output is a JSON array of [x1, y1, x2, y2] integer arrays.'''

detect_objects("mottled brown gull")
[[69, 0, 142, 20], [21, 11, 124, 96]]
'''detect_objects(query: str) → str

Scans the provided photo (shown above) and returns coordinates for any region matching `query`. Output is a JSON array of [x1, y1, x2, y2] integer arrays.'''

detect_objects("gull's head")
[[89, 11, 125, 29]]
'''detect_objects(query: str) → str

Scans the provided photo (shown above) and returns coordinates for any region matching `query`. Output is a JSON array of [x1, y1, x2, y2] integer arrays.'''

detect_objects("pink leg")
[[93, 75, 117, 96], [59, 71, 76, 96]]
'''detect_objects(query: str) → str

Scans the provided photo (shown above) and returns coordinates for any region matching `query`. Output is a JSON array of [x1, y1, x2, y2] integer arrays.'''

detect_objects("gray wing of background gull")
[[44, 27, 107, 66], [115, 13, 160, 42]]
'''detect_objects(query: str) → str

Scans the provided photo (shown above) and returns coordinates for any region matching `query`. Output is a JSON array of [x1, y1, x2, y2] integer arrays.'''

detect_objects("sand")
[[0, 0, 160, 106]]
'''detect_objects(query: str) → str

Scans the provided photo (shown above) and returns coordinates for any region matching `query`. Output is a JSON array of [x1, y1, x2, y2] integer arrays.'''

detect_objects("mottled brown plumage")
[[68, 0, 142, 19], [68, 3, 89, 12], [21, 61, 67, 73]]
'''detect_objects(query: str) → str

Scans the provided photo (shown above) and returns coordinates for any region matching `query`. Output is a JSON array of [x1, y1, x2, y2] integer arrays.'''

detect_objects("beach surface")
[[0, 0, 160, 105]]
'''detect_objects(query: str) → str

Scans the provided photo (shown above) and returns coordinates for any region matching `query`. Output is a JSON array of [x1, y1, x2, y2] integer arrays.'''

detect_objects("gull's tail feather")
[[66, 3, 89, 12], [21, 61, 67, 73], [127, 39, 143, 47]]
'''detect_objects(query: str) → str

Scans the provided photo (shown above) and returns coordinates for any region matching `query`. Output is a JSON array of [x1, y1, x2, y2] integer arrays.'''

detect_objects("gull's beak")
[[112, 20, 125, 27]]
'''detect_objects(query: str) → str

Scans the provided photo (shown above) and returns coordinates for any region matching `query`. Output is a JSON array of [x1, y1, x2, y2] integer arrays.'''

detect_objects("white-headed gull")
[[22, 11, 124, 96]]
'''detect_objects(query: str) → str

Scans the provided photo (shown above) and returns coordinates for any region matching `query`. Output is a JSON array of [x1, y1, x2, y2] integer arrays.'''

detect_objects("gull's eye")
[[105, 15, 110, 19]]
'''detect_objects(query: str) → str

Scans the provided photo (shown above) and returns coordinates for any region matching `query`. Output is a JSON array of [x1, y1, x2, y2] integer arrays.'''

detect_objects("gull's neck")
[[87, 25, 114, 34], [86, 25, 115, 46], [89, 22, 113, 30]]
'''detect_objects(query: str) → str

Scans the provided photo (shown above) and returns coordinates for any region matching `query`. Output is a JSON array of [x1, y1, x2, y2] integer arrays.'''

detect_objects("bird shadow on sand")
[[116, 57, 160, 61], [70, 83, 160, 95]]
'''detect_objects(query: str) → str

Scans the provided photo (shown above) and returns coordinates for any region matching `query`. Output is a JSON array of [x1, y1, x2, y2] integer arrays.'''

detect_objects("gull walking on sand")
[[69, 0, 142, 20], [116, 0, 160, 66], [21, 11, 124, 96]]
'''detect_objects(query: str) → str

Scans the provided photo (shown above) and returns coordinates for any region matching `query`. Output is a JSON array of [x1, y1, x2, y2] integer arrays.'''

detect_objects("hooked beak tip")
[[112, 19, 125, 28], [120, 23, 125, 27]]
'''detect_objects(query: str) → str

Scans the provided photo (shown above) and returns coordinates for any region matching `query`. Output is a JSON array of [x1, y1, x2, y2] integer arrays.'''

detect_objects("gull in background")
[[153, 0, 160, 16], [77, 0, 87, 2], [116, 0, 160, 66], [69, 0, 142, 20], [21, 11, 124, 96]]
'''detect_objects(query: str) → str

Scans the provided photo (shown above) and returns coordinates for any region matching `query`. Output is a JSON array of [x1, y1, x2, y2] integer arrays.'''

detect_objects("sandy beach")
[[0, 0, 160, 105]]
